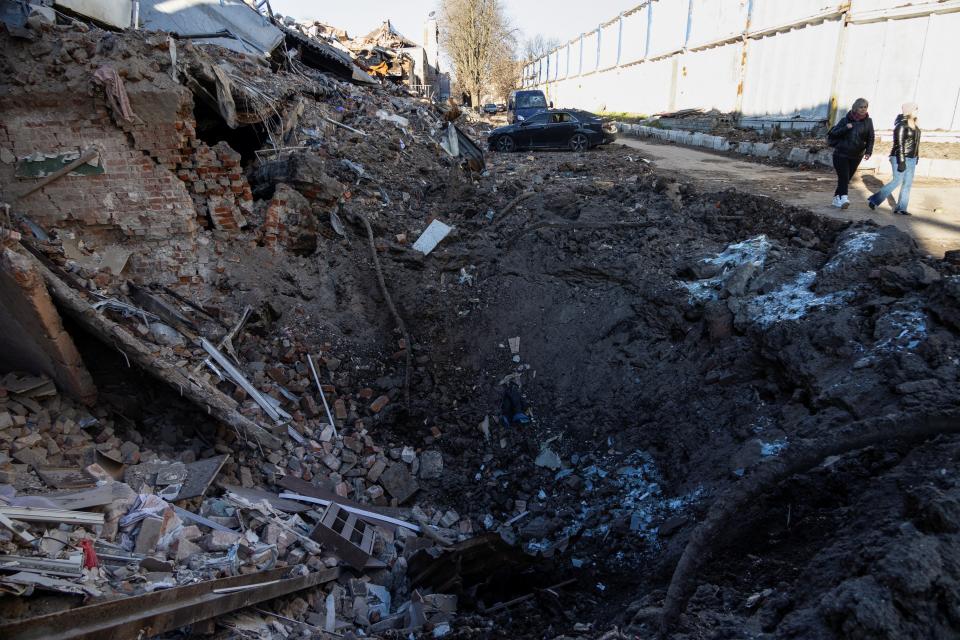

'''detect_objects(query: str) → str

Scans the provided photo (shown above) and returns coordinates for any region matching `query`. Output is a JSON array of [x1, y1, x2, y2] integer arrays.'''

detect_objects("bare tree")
[[439, 0, 513, 108], [488, 49, 521, 103], [523, 34, 561, 62]]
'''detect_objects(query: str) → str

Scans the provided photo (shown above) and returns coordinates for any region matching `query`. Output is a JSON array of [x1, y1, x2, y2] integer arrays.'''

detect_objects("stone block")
[[379, 463, 419, 503], [134, 517, 163, 554]]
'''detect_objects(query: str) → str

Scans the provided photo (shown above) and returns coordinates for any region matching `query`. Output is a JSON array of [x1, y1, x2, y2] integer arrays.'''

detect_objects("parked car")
[[488, 109, 617, 152], [507, 89, 551, 123], [482, 103, 498, 115], [496, 103, 506, 112]]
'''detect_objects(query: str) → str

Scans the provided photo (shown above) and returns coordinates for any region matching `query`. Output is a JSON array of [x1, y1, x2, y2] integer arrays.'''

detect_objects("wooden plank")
[[39, 483, 130, 510], [125, 455, 228, 500], [36, 467, 96, 490], [221, 485, 310, 513], [0, 506, 104, 526], [278, 475, 416, 521], [279, 491, 421, 533], [0, 513, 36, 544], [0, 554, 83, 577]]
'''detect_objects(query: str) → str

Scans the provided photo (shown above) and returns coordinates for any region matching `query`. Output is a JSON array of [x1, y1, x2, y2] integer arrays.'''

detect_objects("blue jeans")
[[869, 157, 917, 211]]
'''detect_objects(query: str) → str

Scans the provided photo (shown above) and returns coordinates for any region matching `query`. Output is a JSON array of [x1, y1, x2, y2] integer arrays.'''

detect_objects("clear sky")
[[269, 0, 631, 49]]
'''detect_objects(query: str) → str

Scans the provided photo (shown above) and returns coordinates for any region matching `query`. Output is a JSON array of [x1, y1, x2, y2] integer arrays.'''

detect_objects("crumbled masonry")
[[2, 14, 960, 640]]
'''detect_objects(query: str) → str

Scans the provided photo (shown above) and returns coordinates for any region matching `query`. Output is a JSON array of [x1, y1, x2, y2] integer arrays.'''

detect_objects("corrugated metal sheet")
[[687, 0, 748, 47], [55, 0, 132, 28], [620, 7, 648, 64], [740, 19, 841, 119], [139, 0, 283, 56], [749, 0, 841, 32]]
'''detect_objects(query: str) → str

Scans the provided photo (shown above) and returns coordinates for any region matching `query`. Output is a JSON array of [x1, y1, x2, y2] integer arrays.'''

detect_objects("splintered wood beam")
[[26, 252, 283, 450]]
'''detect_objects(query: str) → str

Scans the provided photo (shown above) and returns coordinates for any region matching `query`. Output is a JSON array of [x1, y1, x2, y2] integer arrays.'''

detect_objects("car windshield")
[[516, 94, 547, 109]]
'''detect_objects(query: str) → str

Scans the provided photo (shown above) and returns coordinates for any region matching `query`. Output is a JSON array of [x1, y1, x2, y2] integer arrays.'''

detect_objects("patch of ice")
[[553, 451, 703, 549], [760, 440, 788, 457], [703, 235, 772, 269], [823, 231, 878, 272], [875, 309, 928, 352], [679, 235, 772, 302], [746, 271, 851, 326]]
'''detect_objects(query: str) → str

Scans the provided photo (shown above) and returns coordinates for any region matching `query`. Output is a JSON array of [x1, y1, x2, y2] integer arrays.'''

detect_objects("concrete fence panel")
[[675, 43, 741, 112], [748, 0, 842, 32], [740, 19, 841, 121], [646, 0, 689, 58], [528, 0, 960, 136], [620, 6, 649, 64], [687, 0, 749, 47]]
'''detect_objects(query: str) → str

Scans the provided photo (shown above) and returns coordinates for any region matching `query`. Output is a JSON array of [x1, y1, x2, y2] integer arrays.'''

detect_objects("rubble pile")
[[1, 11, 960, 640]]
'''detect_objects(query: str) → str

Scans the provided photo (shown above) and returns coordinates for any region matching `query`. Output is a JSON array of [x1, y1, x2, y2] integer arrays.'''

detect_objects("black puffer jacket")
[[890, 114, 920, 164], [828, 111, 875, 158]]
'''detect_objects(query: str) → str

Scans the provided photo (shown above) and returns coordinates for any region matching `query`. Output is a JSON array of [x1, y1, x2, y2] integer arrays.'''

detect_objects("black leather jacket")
[[890, 114, 920, 163], [828, 111, 875, 158]]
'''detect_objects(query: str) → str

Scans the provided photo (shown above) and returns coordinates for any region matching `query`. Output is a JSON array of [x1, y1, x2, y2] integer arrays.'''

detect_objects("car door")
[[544, 112, 578, 147], [516, 113, 550, 148]]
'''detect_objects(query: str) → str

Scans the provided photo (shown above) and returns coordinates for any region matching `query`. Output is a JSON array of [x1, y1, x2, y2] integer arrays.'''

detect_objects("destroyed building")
[[2, 2, 960, 640]]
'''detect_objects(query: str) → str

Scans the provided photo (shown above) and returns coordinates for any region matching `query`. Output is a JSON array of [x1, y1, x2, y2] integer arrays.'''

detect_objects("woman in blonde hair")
[[868, 103, 921, 215], [827, 98, 874, 209]]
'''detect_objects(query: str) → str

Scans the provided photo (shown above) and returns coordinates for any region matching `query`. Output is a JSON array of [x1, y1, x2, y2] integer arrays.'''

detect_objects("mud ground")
[[330, 144, 960, 638], [617, 137, 960, 259]]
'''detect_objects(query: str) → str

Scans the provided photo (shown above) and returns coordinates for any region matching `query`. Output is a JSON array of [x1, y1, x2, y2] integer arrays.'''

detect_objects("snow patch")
[[875, 309, 928, 352], [746, 271, 851, 326], [760, 440, 788, 457], [824, 231, 878, 272], [680, 235, 772, 302]]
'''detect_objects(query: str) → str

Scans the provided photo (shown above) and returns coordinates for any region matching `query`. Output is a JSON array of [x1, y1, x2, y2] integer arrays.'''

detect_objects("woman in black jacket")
[[868, 102, 920, 215], [827, 98, 875, 209]]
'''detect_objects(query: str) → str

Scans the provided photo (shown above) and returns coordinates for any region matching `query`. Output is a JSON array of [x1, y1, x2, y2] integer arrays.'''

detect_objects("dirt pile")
[[1, 15, 960, 640]]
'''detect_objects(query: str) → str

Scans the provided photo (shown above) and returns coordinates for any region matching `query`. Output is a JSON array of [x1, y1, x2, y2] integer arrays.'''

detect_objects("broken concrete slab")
[[379, 463, 419, 504]]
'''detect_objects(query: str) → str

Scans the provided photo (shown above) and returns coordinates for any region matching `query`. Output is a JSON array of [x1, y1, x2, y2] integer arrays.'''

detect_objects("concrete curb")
[[615, 123, 960, 180]]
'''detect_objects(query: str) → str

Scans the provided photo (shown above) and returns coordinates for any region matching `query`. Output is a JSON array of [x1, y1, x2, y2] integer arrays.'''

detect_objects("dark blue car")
[[488, 109, 617, 152], [507, 89, 551, 123]]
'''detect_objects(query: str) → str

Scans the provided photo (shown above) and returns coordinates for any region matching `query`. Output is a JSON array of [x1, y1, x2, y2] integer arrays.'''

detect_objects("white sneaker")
[[832, 195, 843, 208], [840, 195, 850, 209]]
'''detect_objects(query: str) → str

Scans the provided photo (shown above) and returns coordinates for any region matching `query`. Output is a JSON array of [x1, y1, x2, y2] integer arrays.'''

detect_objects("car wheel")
[[496, 136, 515, 153], [569, 133, 589, 152]]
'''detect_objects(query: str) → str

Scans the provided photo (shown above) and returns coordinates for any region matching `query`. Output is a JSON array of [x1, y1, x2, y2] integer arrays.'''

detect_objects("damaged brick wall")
[[261, 183, 317, 254], [0, 63, 255, 284], [0, 246, 96, 404]]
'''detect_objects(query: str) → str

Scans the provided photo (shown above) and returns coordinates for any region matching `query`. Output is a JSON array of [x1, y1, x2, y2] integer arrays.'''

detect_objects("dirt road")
[[617, 137, 960, 257]]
